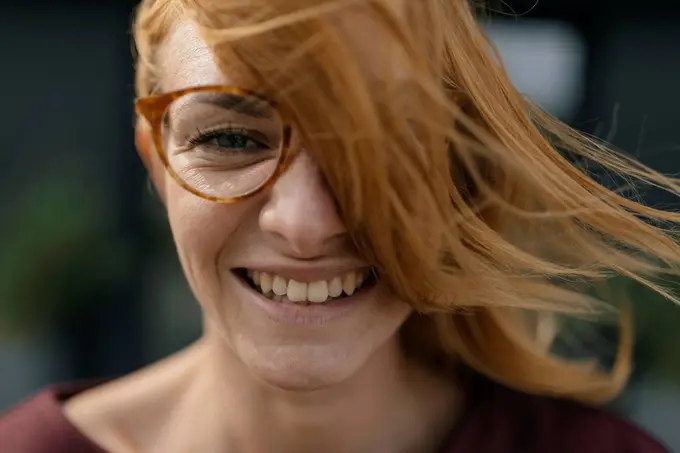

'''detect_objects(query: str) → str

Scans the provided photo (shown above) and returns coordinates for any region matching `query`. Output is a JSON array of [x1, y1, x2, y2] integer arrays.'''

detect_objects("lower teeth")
[[259, 291, 343, 305]]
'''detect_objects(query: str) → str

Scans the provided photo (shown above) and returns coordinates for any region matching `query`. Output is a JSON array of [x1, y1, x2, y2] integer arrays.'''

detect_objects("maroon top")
[[0, 378, 670, 453]]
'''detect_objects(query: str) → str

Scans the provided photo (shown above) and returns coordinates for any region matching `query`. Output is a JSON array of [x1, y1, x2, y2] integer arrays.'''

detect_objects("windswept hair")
[[133, 0, 680, 404]]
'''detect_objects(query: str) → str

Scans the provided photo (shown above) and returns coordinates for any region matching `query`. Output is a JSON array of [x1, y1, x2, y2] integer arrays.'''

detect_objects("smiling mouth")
[[234, 268, 378, 306]]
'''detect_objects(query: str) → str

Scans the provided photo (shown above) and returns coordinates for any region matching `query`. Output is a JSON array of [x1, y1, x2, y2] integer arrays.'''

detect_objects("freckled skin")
[[159, 23, 413, 390]]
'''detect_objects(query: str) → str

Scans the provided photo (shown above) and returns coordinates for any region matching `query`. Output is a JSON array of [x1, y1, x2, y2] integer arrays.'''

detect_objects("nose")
[[259, 152, 347, 258]]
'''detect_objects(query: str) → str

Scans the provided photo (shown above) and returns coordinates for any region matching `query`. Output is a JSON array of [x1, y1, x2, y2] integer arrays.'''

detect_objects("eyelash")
[[187, 126, 251, 146]]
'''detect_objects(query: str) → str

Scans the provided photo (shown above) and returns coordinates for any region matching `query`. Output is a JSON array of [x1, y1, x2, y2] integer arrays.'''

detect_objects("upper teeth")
[[247, 270, 369, 304]]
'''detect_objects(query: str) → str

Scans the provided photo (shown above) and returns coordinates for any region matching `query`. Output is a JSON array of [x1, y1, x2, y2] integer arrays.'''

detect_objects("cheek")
[[165, 187, 246, 298]]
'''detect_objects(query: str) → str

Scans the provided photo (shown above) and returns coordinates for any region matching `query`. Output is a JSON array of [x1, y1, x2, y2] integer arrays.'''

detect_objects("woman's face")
[[148, 22, 413, 390]]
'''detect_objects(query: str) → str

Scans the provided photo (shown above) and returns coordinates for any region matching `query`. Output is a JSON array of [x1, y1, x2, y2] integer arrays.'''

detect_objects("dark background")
[[1, 1, 679, 450]]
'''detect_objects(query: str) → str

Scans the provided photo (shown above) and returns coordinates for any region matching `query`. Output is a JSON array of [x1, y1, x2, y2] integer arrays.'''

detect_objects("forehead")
[[158, 6, 409, 92], [158, 23, 227, 91]]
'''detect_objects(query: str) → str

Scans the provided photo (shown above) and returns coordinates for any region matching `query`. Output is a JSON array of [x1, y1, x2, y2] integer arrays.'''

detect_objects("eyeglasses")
[[135, 85, 295, 203]]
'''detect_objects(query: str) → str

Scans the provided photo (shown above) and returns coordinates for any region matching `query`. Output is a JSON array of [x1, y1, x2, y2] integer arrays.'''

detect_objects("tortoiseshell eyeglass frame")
[[134, 85, 295, 204]]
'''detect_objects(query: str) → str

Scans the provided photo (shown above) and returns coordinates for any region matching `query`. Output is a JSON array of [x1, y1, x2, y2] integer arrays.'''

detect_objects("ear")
[[135, 126, 167, 203]]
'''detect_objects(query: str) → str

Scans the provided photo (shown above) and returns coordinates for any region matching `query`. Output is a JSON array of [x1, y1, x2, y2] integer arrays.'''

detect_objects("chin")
[[240, 342, 369, 392], [257, 371, 344, 392], [213, 275, 413, 391]]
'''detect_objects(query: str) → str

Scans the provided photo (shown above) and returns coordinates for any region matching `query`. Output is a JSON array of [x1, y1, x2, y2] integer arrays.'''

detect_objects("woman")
[[1, 0, 676, 452]]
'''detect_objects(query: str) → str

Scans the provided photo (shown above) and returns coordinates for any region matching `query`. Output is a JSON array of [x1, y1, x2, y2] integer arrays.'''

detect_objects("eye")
[[189, 128, 269, 152]]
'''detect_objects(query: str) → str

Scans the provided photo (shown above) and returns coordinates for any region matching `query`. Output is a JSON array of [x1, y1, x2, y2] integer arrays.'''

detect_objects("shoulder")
[[516, 389, 669, 453], [449, 379, 670, 453], [0, 382, 107, 453]]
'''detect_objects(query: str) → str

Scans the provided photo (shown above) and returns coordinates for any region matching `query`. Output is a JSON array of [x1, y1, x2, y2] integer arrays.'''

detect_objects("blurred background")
[[1, 0, 679, 450]]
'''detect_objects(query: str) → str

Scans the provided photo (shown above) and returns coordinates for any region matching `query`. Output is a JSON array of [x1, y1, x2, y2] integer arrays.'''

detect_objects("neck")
[[167, 329, 462, 453]]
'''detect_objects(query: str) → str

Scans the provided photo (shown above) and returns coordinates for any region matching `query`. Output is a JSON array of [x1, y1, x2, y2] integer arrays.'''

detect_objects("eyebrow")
[[201, 93, 274, 119], [163, 92, 276, 131], [167, 92, 274, 124]]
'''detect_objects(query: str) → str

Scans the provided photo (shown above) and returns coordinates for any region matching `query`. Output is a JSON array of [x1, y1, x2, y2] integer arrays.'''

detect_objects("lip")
[[231, 269, 376, 326]]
